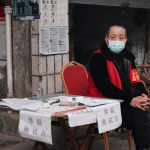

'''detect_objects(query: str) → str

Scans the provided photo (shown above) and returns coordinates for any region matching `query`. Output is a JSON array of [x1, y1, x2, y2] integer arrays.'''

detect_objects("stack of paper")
[[0, 96, 121, 111], [0, 98, 42, 110]]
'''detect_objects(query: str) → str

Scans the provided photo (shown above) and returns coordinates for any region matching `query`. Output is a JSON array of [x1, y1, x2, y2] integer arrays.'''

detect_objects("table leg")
[[57, 117, 80, 150], [32, 141, 40, 150], [80, 124, 95, 150], [67, 127, 78, 150], [87, 136, 95, 150]]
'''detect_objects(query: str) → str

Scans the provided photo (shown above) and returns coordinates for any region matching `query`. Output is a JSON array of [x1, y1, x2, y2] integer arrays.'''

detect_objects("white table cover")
[[67, 101, 122, 134], [19, 101, 122, 144], [19, 110, 52, 144]]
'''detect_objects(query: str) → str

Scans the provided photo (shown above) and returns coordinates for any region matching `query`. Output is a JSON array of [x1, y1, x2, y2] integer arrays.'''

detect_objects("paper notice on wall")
[[41, 0, 68, 26], [97, 102, 122, 134], [19, 110, 52, 144], [39, 26, 68, 54]]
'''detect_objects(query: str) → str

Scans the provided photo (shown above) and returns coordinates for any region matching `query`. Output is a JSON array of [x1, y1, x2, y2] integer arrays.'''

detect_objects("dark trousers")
[[121, 104, 150, 148]]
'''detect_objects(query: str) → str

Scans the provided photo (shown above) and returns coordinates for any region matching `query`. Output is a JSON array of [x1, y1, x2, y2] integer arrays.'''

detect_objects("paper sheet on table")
[[22, 103, 43, 111], [22, 103, 59, 111], [19, 110, 52, 145], [97, 102, 122, 134], [0, 101, 14, 109], [58, 96, 120, 106], [22, 97, 61, 111], [36, 106, 86, 115], [81, 99, 117, 107], [1, 98, 42, 110]]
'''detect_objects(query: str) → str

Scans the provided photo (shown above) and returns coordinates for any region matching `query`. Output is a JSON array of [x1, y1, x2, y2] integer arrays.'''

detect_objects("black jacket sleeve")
[[89, 53, 133, 106], [131, 61, 149, 97]]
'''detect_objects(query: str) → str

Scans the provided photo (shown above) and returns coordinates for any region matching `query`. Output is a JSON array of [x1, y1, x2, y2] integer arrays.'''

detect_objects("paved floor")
[[0, 131, 136, 150]]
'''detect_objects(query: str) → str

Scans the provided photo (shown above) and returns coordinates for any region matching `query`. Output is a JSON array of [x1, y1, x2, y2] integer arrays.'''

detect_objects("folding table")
[[29, 93, 123, 150], [0, 93, 123, 150]]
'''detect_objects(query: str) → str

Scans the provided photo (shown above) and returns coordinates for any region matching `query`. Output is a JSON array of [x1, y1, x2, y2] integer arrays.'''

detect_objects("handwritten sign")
[[67, 102, 122, 134], [97, 102, 122, 134], [19, 110, 52, 144], [67, 107, 97, 127]]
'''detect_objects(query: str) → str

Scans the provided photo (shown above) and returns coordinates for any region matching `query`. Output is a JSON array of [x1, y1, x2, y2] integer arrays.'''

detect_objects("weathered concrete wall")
[[12, 18, 69, 97], [31, 20, 69, 96], [13, 20, 32, 98], [0, 110, 19, 136], [0, 3, 8, 99]]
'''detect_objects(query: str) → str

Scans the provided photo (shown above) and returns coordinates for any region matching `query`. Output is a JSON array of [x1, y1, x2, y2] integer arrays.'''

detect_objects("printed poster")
[[41, 0, 68, 26], [39, 26, 68, 54], [13, 0, 40, 20]]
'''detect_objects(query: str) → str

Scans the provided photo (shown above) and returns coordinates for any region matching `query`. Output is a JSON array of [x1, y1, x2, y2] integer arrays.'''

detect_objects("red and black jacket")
[[88, 43, 148, 106]]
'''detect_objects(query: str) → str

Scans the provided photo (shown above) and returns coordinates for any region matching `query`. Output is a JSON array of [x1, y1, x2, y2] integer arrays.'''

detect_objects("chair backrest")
[[136, 64, 150, 97], [60, 61, 88, 96]]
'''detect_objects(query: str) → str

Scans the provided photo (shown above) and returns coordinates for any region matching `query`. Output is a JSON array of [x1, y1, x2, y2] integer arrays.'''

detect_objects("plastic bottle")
[[37, 77, 43, 101]]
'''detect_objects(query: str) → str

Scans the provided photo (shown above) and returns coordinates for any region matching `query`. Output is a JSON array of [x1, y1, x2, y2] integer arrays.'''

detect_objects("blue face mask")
[[108, 39, 126, 54]]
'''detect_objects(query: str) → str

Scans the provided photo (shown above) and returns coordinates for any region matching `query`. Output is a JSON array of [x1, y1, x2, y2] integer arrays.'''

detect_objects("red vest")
[[88, 49, 142, 97]]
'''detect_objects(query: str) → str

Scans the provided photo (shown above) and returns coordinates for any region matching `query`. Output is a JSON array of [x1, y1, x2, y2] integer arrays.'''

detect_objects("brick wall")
[[31, 20, 69, 96]]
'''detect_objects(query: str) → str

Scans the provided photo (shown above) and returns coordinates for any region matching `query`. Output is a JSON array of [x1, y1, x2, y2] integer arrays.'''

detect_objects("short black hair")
[[106, 24, 127, 38]]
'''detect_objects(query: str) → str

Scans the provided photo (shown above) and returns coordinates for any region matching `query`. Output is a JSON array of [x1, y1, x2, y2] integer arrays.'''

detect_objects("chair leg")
[[126, 129, 133, 150], [103, 132, 109, 150], [67, 127, 78, 150], [87, 136, 95, 150], [32, 141, 40, 150]]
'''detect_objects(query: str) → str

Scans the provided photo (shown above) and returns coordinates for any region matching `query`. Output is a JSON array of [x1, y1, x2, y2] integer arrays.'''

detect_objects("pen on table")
[[49, 98, 60, 105], [78, 102, 85, 106]]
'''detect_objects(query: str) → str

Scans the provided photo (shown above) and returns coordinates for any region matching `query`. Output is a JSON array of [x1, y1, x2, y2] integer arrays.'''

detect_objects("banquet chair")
[[60, 61, 133, 150]]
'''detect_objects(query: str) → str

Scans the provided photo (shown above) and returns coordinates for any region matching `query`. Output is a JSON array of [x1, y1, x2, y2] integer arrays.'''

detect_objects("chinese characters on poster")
[[39, 27, 68, 54]]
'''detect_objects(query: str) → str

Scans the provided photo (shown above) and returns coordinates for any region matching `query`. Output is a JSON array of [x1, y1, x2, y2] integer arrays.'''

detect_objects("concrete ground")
[[0, 131, 136, 150]]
